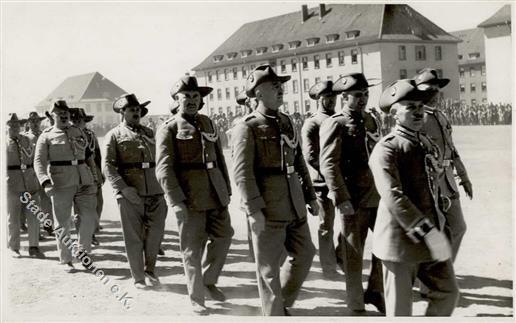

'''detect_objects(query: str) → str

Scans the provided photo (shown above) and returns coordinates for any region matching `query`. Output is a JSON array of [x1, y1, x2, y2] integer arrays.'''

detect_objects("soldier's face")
[[28, 119, 41, 131], [7, 123, 21, 137], [72, 118, 86, 129], [177, 91, 201, 116], [52, 109, 70, 127], [320, 94, 336, 112], [393, 100, 425, 131], [256, 81, 283, 110], [122, 106, 141, 124], [344, 89, 369, 111], [418, 83, 440, 106]]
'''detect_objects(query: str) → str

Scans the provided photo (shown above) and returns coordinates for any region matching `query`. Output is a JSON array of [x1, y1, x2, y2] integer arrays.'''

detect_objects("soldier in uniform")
[[301, 80, 343, 279], [156, 76, 233, 315], [25, 111, 54, 237], [70, 108, 104, 246], [34, 100, 98, 272], [414, 68, 472, 262], [7, 113, 45, 258], [103, 94, 167, 289], [369, 79, 458, 316], [232, 65, 319, 316], [319, 73, 384, 314]]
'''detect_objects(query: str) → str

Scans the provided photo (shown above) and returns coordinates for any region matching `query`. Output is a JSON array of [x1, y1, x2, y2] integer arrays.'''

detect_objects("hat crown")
[[415, 68, 438, 85], [28, 111, 42, 119], [53, 99, 70, 110], [246, 64, 291, 97], [333, 73, 369, 93], [309, 80, 334, 99]]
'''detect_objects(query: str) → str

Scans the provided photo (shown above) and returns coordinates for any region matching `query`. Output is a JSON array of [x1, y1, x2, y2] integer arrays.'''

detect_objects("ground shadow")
[[456, 275, 512, 290], [209, 303, 261, 316]]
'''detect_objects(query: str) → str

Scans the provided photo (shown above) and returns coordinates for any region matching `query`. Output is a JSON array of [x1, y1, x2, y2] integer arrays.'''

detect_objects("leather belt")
[[177, 161, 217, 170], [50, 160, 85, 166], [118, 162, 156, 169], [7, 164, 33, 170], [258, 165, 296, 175]]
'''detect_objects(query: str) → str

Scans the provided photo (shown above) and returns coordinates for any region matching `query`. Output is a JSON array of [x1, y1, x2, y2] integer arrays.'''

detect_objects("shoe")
[[134, 280, 147, 289], [350, 309, 367, 316], [144, 271, 160, 287], [63, 261, 76, 273], [91, 235, 100, 246], [76, 250, 93, 269], [158, 248, 165, 256], [205, 284, 226, 302], [322, 269, 341, 280], [9, 249, 22, 258], [284, 307, 292, 316], [20, 223, 28, 232], [191, 302, 209, 316], [29, 247, 46, 259], [364, 290, 386, 314], [44, 225, 55, 236]]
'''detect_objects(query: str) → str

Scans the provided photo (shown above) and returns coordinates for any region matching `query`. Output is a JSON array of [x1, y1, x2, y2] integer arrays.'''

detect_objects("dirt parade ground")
[[2, 125, 513, 320]]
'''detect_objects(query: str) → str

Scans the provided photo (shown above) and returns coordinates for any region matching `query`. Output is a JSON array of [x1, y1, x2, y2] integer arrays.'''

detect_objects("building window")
[[481, 65, 486, 76], [250, 64, 255, 71], [459, 67, 464, 78], [325, 34, 339, 43], [471, 99, 476, 105], [242, 66, 247, 78], [338, 51, 345, 65], [233, 68, 238, 79], [284, 102, 289, 113], [216, 70, 220, 81], [470, 83, 476, 92], [84, 104, 91, 112], [288, 41, 301, 50], [224, 69, 229, 81], [283, 83, 288, 94], [303, 79, 310, 92], [105, 102, 111, 111], [294, 101, 299, 112], [415, 46, 426, 60], [468, 52, 480, 60], [400, 69, 407, 79], [302, 57, 308, 70], [227, 52, 237, 60], [314, 55, 320, 69], [351, 49, 358, 64], [272, 44, 283, 53], [481, 82, 487, 92], [315, 77, 321, 84], [436, 69, 443, 78], [304, 100, 311, 112], [225, 88, 230, 99], [234, 87, 239, 97], [292, 80, 298, 93], [399, 45, 406, 61], [460, 84, 465, 93], [241, 50, 252, 58], [209, 93, 214, 101], [482, 98, 487, 103], [470, 67, 475, 77], [280, 60, 286, 73], [325, 53, 332, 68], [291, 59, 297, 72], [306, 37, 320, 47], [435, 46, 442, 61], [217, 89, 222, 100], [256, 47, 267, 55], [458, 54, 463, 60], [208, 72, 213, 83]]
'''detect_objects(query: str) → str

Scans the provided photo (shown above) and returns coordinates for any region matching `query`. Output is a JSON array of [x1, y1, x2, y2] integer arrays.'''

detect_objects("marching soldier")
[[414, 68, 472, 262], [301, 80, 343, 279], [369, 79, 458, 316], [70, 108, 104, 246], [156, 76, 234, 315], [34, 100, 98, 272], [103, 94, 167, 288], [25, 111, 54, 237], [232, 65, 319, 316], [7, 113, 45, 258], [319, 73, 384, 314]]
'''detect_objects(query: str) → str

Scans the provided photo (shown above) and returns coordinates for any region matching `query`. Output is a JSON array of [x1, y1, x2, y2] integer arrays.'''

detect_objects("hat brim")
[[7, 119, 27, 125], [84, 115, 94, 122], [198, 87, 213, 97], [247, 75, 291, 97], [28, 116, 46, 121]]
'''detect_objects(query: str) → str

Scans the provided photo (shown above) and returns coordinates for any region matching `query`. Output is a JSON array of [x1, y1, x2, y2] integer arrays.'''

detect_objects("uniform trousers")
[[49, 184, 97, 263], [315, 187, 342, 273], [175, 206, 233, 306], [443, 197, 467, 262], [117, 194, 167, 282], [382, 259, 459, 316], [250, 216, 315, 316], [338, 207, 383, 310], [36, 189, 53, 229], [95, 183, 104, 230], [7, 190, 40, 250]]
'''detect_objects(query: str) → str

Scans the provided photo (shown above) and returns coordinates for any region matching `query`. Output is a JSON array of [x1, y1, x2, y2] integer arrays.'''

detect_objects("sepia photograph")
[[1, 0, 514, 321]]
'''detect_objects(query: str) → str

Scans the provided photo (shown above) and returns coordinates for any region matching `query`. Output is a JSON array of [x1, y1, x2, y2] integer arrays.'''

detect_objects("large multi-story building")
[[192, 3, 460, 116], [478, 4, 512, 104], [451, 28, 487, 105], [36, 72, 127, 125]]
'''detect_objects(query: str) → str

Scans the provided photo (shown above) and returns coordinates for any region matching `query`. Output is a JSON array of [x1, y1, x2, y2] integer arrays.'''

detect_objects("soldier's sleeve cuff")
[[406, 218, 435, 243], [39, 176, 51, 186], [243, 196, 266, 214], [328, 186, 351, 207], [166, 187, 186, 205], [304, 187, 317, 204], [111, 176, 129, 192]]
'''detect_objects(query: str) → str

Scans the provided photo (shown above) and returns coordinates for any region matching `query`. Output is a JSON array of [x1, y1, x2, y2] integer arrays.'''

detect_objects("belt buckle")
[[206, 162, 215, 169], [442, 160, 451, 167], [142, 162, 150, 169], [20, 164, 27, 170], [286, 165, 295, 174], [71, 160, 78, 166]]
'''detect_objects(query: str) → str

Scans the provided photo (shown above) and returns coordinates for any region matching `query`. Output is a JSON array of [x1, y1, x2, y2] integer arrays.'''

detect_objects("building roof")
[[193, 4, 459, 71], [451, 28, 486, 65], [36, 72, 127, 107], [478, 4, 512, 28]]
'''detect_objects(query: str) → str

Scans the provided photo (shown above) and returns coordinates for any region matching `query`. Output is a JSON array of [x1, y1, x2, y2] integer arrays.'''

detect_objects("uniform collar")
[[122, 121, 141, 132], [395, 124, 420, 142], [180, 112, 198, 125], [257, 105, 278, 119], [342, 106, 363, 120]]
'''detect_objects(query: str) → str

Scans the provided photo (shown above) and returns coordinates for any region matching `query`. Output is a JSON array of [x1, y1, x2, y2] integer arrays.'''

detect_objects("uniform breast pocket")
[[118, 138, 140, 158], [255, 127, 278, 158], [175, 137, 201, 161]]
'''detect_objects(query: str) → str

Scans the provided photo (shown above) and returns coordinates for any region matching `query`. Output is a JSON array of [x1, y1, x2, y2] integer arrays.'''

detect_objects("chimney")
[[319, 3, 326, 19], [301, 5, 309, 23]]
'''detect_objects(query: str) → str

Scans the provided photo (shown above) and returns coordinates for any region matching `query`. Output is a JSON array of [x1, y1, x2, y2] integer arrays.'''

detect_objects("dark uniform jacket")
[[232, 108, 316, 221], [423, 106, 470, 198], [301, 111, 332, 188], [319, 108, 380, 208], [35, 125, 96, 188], [369, 125, 444, 263], [103, 123, 163, 197], [7, 134, 40, 193], [156, 113, 231, 211]]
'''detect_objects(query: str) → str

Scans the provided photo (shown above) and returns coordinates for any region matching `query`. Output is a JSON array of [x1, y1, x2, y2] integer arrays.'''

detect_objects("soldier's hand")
[[461, 180, 473, 199], [172, 202, 188, 217], [424, 228, 452, 262], [121, 187, 142, 205], [249, 211, 265, 234], [307, 200, 319, 216], [337, 200, 355, 216]]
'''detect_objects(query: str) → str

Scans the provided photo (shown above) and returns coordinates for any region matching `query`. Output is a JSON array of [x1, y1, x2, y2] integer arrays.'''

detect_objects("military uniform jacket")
[[423, 106, 470, 198], [319, 108, 380, 208], [155, 113, 231, 210], [35, 125, 96, 188], [232, 109, 316, 221], [84, 128, 102, 180], [7, 134, 40, 193], [103, 123, 163, 197], [369, 125, 444, 263], [301, 111, 332, 189]]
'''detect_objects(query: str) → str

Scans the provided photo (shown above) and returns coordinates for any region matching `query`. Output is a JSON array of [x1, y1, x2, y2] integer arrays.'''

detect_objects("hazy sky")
[[1, 1, 511, 116]]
